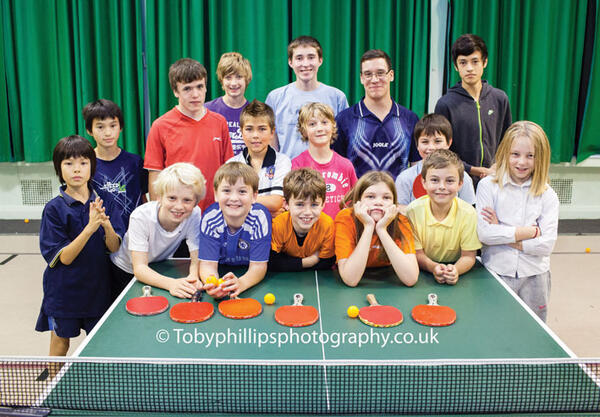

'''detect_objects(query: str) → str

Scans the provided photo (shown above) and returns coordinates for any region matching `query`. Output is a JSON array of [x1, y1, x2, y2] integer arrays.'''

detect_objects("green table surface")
[[78, 260, 570, 360], [38, 261, 600, 416]]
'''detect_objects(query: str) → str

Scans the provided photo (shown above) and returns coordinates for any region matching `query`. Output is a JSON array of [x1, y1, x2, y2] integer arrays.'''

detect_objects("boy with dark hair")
[[406, 149, 481, 285], [226, 100, 291, 217], [334, 49, 419, 179], [205, 52, 253, 155], [199, 162, 271, 299], [266, 36, 348, 159], [269, 168, 335, 272], [36, 135, 124, 355], [83, 99, 147, 228], [435, 34, 512, 184], [395, 114, 475, 208], [144, 58, 233, 211]]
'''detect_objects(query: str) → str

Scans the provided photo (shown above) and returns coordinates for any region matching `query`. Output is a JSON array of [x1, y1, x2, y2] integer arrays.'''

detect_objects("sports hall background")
[[0, 0, 598, 165]]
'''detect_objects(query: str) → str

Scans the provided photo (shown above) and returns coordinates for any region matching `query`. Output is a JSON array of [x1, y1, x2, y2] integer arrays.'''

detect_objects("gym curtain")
[[1, 0, 144, 161], [1, 0, 598, 163], [0, 0, 429, 163], [578, 0, 600, 162], [447, 0, 589, 163]]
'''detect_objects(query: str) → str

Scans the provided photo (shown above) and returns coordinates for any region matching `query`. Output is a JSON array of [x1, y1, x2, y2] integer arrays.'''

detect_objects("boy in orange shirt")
[[269, 168, 335, 271]]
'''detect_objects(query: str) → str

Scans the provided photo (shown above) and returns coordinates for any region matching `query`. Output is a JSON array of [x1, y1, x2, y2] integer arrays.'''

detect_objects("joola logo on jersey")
[[213, 136, 222, 141], [372, 143, 388, 148]]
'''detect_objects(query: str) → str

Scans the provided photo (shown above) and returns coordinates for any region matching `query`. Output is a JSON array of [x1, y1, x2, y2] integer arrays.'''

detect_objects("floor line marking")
[[0, 254, 17, 265]]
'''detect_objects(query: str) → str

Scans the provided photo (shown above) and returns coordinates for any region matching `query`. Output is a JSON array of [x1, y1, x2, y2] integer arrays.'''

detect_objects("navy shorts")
[[35, 310, 100, 338]]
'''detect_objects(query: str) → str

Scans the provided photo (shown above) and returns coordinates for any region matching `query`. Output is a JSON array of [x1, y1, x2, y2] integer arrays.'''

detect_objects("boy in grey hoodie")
[[435, 34, 512, 186]]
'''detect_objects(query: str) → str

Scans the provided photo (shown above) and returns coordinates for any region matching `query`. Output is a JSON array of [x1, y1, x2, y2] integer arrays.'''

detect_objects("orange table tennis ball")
[[24, 219, 30, 223], [217, 278, 225, 286], [585, 247, 591, 253], [206, 275, 218, 286], [347, 305, 359, 318], [264, 293, 275, 305]]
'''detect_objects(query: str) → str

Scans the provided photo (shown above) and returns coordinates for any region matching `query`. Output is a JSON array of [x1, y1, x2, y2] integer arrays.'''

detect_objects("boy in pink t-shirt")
[[292, 103, 357, 218]]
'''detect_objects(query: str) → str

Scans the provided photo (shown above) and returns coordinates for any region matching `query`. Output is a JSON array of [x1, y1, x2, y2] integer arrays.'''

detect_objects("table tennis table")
[[20, 261, 600, 415]]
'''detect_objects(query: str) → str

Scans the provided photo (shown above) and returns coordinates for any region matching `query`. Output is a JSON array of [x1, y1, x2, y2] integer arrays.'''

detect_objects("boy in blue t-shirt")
[[83, 99, 148, 229], [199, 162, 271, 299], [36, 135, 124, 356]]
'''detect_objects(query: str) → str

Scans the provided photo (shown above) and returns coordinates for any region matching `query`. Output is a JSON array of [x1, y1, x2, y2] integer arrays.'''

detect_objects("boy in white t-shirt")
[[110, 163, 206, 299]]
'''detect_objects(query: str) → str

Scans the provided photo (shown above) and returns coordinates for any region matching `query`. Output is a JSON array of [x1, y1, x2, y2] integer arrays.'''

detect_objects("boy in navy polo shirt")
[[36, 135, 124, 356], [226, 100, 291, 218], [334, 49, 419, 179], [83, 99, 147, 228], [199, 162, 271, 299]]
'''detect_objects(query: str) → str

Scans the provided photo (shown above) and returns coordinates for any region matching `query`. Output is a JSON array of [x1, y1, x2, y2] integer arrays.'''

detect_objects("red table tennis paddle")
[[125, 285, 169, 316], [169, 290, 214, 323], [218, 297, 262, 319], [275, 293, 319, 327], [411, 293, 456, 327], [412, 173, 427, 199], [358, 294, 403, 327]]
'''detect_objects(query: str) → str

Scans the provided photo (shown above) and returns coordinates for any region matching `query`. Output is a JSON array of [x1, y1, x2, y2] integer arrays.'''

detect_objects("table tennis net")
[[2, 357, 600, 415]]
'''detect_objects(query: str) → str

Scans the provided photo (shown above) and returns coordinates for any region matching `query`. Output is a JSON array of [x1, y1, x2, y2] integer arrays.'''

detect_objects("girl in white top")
[[476, 121, 559, 321], [111, 163, 205, 298]]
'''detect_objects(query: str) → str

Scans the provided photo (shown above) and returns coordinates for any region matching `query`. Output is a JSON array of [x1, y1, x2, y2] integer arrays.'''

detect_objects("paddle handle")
[[366, 294, 380, 306], [428, 293, 439, 306], [191, 290, 203, 302], [142, 285, 152, 297], [293, 293, 304, 306]]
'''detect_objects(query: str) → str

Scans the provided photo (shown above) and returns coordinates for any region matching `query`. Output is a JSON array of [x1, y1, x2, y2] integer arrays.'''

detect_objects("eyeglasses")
[[360, 69, 391, 80]]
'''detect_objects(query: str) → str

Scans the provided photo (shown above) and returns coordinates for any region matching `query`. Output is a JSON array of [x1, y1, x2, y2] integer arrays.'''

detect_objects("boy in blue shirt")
[[199, 162, 271, 299], [83, 99, 147, 229], [36, 135, 124, 356], [266, 36, 348, 159]]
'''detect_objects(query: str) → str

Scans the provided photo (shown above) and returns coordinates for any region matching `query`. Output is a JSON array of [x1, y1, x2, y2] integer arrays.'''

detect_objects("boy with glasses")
[[334, 49, 419, 179]]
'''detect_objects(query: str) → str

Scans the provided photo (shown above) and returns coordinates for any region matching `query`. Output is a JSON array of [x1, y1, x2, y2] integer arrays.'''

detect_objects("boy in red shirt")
[[144, 58, 233, 211]]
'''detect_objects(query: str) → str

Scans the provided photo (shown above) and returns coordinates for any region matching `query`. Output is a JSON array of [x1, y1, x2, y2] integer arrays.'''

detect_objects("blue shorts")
[[35, 310, 100, 338]]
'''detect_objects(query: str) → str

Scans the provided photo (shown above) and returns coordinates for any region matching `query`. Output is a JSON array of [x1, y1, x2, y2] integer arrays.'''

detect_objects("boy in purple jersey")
[[205, 52, 252, 155], [83, 99, 147, 228]]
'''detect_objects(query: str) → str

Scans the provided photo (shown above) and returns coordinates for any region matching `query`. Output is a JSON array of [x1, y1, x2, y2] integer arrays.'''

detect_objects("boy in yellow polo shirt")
[[269, 168, 335, 272], [406, 149, 481, 285]]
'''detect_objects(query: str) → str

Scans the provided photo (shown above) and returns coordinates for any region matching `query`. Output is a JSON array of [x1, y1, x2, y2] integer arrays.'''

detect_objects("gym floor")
[[0, 220, 598, 357]]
